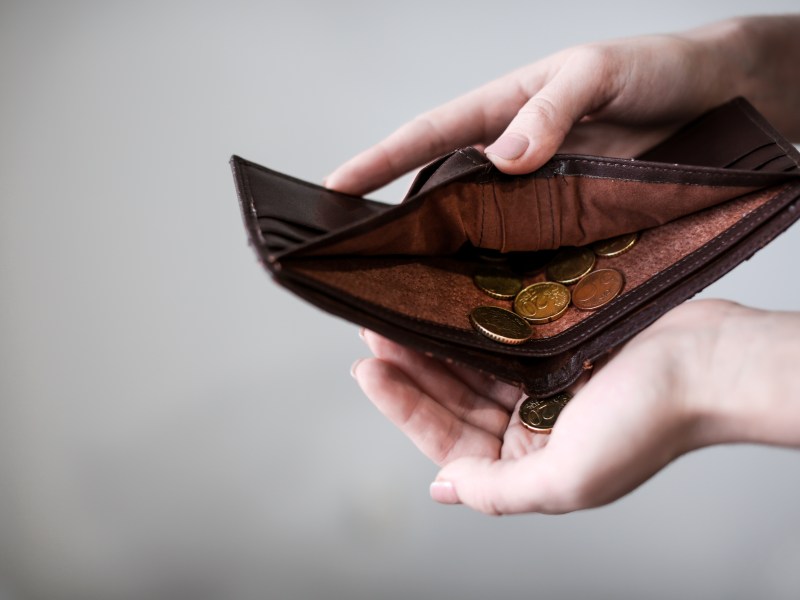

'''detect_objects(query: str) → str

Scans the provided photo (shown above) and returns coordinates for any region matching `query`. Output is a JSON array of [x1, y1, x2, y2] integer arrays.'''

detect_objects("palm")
[[355, 300, 727, 514]]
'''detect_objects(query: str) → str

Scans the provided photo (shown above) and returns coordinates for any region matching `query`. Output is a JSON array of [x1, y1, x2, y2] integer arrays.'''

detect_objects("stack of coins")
[[468, 232, 638, 345], [467, 232, 638, 433]]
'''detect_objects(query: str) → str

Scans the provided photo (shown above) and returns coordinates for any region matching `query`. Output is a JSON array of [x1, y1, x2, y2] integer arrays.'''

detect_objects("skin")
[[328, 16, 800, 514]]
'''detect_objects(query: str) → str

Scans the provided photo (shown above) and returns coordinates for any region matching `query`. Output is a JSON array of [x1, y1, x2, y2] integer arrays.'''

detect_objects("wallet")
[[231, 98, 800, 398]]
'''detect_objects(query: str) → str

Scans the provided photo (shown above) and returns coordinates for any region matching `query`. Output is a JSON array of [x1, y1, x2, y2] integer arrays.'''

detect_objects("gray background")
[[2, 1, 800, 599]]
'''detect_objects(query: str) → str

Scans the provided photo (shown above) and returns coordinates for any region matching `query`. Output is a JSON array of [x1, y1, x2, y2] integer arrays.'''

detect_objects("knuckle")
[[568, 43, 617, 72], [515, 96, 570, 144]]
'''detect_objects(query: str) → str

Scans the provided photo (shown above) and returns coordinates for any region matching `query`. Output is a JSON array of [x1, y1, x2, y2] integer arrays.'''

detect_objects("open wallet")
[[231, 98, 800, 398]]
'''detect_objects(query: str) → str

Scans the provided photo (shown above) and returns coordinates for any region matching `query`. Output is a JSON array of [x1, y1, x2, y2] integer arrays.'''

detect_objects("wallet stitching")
[[553, 158, 797, 182]]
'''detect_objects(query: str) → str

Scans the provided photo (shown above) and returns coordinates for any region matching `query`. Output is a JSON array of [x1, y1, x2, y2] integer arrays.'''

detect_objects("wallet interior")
[[234, 98, 800, 363], [281, 184, 788, 355]]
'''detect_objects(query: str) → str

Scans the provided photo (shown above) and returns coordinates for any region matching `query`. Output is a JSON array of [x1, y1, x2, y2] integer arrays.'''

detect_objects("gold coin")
[[469, 306, 532, 345], [513, 282, 571, 324], [591, 233, 639, 258], [519, 392, 572, 433], [473, 269, 523, 299], [545, 247, 596, 285], [572, 268, 625, 310]]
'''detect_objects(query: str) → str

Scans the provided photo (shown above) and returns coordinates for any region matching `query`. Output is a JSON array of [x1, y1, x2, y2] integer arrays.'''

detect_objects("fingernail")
[[430, 480, 459, 504], [358, 328, 366, 341], [350, 359, 363, 379], [485, 135, 529, 161], [321, 175, 330, 187]]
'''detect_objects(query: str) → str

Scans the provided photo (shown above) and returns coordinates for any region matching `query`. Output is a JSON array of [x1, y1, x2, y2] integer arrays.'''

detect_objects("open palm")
[[353, 300, 736, 515]]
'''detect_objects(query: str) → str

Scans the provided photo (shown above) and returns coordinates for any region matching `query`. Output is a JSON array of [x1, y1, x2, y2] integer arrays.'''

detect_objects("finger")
[[485, 50, 619, 174], [362, 331, 514, 437], [324, 71, 540, 196], [431, 365, 673, 515], [431, 414, 596, 515], [362, 330, 521, 411], [353, 358, 502, 465]]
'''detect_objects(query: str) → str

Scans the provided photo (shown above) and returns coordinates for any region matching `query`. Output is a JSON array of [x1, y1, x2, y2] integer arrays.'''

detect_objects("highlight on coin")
[[591, 232, 639, 258], [513, 281, 571, 324], [545, 247, 596, 285], [473, 268, 523, 300], [518, 392, 573, 433], [469, 306, 532, 345]]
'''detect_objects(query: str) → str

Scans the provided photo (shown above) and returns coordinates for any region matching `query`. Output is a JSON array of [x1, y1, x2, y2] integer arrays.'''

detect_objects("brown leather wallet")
[[232, 98, 800, 398]]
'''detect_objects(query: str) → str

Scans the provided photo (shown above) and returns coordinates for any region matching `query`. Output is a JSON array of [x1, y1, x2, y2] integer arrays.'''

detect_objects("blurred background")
[[2, 1, 800, 598]]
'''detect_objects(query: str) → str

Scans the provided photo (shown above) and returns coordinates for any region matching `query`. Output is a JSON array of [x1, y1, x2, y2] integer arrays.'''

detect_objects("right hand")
[[326, 19, 750, 196], [352, 299, 800, 515]]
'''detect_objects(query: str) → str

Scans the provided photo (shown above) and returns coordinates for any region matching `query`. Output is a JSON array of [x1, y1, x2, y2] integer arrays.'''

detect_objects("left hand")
[[351, 299, 749, 515]]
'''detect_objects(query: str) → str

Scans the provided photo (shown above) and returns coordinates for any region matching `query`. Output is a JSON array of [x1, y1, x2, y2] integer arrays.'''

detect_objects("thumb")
[[484, 61, 614, 175], [430, 452, 585, 515]]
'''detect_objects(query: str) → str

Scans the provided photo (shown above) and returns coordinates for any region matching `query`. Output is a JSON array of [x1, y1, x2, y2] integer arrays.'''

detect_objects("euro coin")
[[519, 392, 572, 433], [473, 268, 523, 299], [469, 306, 532, 345], [591, 232, 639, 257], [572, 268, 624, 310], [545, 247, 596, 284], [513, 282, 571, 324]]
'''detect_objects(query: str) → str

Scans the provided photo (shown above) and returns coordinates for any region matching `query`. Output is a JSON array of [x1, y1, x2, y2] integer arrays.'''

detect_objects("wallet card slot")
[[753, 154, 798, 172], [725, 144, 790, 171], [724, 142, 781, 168], [258, 217, 326, 239], [231, 155, 390, 249], [635, 97, 799, 169]]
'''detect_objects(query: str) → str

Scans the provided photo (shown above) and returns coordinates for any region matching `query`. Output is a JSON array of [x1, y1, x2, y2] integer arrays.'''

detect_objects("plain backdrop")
[[2, 1, 800, 599]]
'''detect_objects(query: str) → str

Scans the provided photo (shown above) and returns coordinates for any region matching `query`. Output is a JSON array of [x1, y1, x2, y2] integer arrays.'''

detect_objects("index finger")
[[324, 69, 540, 196]]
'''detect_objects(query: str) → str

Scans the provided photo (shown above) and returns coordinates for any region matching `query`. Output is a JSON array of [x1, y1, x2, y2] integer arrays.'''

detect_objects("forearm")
[[689, 15, 800, 141], [692, 306, 800, 449]]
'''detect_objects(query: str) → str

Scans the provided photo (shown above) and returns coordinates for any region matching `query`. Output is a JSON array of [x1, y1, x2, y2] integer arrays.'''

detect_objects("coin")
[[572, 268, 625, 310], [591, 233, 639, 257], [513, 281, 571, 324], [545, 247, 596, 285], [469, 306, 532, 345], [473, 268, 523, 299], [519, 392, 572, 433]]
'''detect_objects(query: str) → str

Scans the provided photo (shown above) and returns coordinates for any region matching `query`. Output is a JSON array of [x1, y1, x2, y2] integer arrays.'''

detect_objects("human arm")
[[351, 300, 800, 514], [325, 15, 800, 197]]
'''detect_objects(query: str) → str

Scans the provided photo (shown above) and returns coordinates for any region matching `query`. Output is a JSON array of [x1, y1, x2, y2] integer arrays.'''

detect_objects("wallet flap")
[[231, 155, 390, 262]]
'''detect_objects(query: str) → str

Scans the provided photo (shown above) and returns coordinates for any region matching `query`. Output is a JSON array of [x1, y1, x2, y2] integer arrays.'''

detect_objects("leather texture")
[[232, 98, 800, 397]]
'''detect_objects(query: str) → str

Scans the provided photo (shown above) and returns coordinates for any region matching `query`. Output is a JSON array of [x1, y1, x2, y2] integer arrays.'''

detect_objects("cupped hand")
[[351, 299, 747, 515], [326, 20, 745, 196]]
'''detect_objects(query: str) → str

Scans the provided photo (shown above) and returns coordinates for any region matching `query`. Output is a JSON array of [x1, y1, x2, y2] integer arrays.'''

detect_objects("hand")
[[351, 300, 800, 515], [326, 16, 800, 197]]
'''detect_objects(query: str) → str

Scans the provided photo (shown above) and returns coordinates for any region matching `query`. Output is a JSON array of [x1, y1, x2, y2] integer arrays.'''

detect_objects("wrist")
[[687, 304, 800, 450], [686, 15, 800, 140], [681, 16, 756, 109]]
